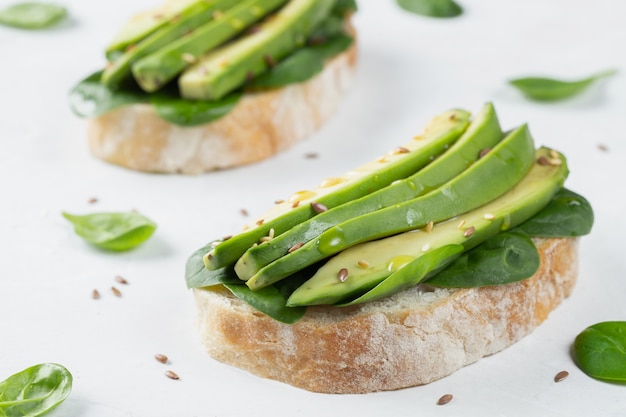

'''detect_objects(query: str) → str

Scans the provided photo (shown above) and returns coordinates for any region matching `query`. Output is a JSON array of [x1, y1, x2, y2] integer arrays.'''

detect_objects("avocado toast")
[[69, 0, 358, 173], [186, 104, 593, 393]]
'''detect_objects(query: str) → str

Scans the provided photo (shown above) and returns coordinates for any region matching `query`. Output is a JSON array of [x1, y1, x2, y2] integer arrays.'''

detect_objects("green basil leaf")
[[224, 283, 307, 324], [515, 188, 594, 237], [150, 91, 242, 126], [574, 321, 626, 383], [0, 2, 66, 29], [0, 363, 72, 416], [68, 71, 147, 118], [396, 0, 462, 18], [426, 231, 539, 288], [509, 69, 617, 101], [248, 34, 353, 89], [62, 211, 157, 251]]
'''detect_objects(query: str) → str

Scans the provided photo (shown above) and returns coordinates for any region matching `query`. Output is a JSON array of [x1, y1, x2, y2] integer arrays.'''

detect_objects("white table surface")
[[1, 1, 626, 416]]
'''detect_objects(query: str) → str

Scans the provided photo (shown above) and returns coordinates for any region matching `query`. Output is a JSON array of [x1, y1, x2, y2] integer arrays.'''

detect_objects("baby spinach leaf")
[[185, 242, 241, 288], [150, 91, 242, 127], [332, 0, 358, 15], [396, 0, 463, 18], [62, 211, 157, 251], [509, 69, 617, 101], [574, 321, 626, 383], [69, 71, 148, 118], [426, 231, 540, 288], [247, 34, 353, 89], [0, 363, 72, 417], [515, 188, 594, 237], [224, 283, 306, 324], [0, 2, 66, 29]]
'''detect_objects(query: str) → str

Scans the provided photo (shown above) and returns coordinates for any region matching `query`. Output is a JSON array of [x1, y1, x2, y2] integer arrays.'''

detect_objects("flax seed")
[[437, 394, 453, 405], [155, 354, 168, 364]]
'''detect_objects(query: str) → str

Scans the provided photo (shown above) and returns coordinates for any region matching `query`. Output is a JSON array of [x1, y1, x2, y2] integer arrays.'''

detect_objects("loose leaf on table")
[[509, 69, 617, 101], [396, 0, 462, 18], [0, 2, 66, 29], [62, 211, 157, 251], [426, 231, 540, 288], [573, 321, 626, 383], [0, 363, 72, 417], [515, 188, 594, 237]]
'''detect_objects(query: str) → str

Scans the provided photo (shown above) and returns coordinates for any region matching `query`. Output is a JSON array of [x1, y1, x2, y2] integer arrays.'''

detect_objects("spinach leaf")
[[69, 71, 147, 119], [185, 242, 241, 288], [150, 91, 242, 127], [509, 69, 617, 101], [247, 34, 353, 89], [0, 363, 72, 417], [0, 2, 66, 29], [332, 0, 358, 15], [515, 188, 594, 237], [62, 211, 157, 251], [574, 322, 626, 383], [426, 231, 540, 288], [396, 0, 463, 18], [224, 283, 306, 324]]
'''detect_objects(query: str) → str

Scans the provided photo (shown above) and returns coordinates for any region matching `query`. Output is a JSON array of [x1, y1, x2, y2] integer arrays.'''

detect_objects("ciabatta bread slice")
[[86, 33, 357, 174], [193, 237, 578, 394]]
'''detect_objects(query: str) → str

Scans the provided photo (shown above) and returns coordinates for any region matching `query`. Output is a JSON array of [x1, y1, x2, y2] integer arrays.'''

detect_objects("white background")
[[1, 1, 626, 416]]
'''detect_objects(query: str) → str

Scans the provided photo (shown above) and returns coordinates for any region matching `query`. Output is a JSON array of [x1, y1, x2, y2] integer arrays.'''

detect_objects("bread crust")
[[87, 36, 357, 174], [193, 237, 579, 394]]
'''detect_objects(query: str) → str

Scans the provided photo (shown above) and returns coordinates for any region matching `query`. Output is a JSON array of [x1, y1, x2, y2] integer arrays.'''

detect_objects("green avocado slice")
[[287, 147, 568, 306], [245, 123, 537, 290], [132, 0, 289, 92], [204, 108, 471, 270], [102, 0, 242, 88], [178, 0, 336, 100], [235, 102, 502, 280]]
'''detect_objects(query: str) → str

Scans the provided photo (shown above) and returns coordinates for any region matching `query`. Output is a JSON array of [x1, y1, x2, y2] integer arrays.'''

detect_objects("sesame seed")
[[458, 220, 466, 229], [463, 226, 476, 237], [311, 202, 328, 213], [549, 157, 562, 166], [421, 243, 431, 252], [181, 53, 196, 64], [413, 135, 424, 141], [165, 370, 180, 380], [554, 370, 569, 382], [437, 394, 453, 405], [549, 149, 559, 159], [269, 228, 275, 238], [288, 242, 304, 253], [425, 221, 434, 233], [483, 213, 495, 220], [393, 146, 410, 155], [259, 236, 272, 243], [337, 268, 349, 282], [357, 260, 370, 268], [377, 156, 387, 163], [111, 287, 122, 297], [115, 275, 128, 285], [92, 289, 100, 299], [155, 354, 168, 364]]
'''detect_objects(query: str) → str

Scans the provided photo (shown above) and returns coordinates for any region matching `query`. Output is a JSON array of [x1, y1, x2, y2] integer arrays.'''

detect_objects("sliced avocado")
[[204, 108, 472, 270], [235, 103, 502, 279], [102, 0, 242, 89], [178, 0, 336, 100], [132, 0, 289, 92], [245, 123, 537, 290], [105, 0, 199, 60]]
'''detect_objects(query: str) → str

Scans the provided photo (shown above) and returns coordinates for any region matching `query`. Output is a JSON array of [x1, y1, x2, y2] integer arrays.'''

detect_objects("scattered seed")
[[181, 53, 196, 64], [292, 201, 300, 208], [264, 54, 276, 68], [537, 156, 550, 166], [377, 156, 387, 163], [274, 199, 285, 204], [458, 219, 466, 229], [393, 146, 410, 155], [549, 149, 559, 159], [155, 354, 168, 364], [256, 219, 264, 226], [305, 152, 319, 159], [463, 226, 475, 237], [479, 148, 492, 158], [597, 143, 609, 152], [549, 157, 562, 166], [115, 275, 128, 285], [88, 197, 98, 204], [125, 44, 137, 52], [357, 260, 370, 268], [165, 370, 180, 380], [259, 236, 272, 243], [337, 268, 349, 282], [483, 213, 495, 221], [206, 252, 214, 260], [425, 221, 434, 233], [111, 286, 122, 297], [92, 289, 100, 299], [421, 243, 431, 252], [268, 228, 275, 239], [437, 394, 453, 405], [554, 370, 569, 382], [288, 242, 304, 253], [311, 202, 328, 213], [222, 235, 233, 241], [247, 24, 262, 35], [240, 208, 249, 217], [413, 134, 424, 141]]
